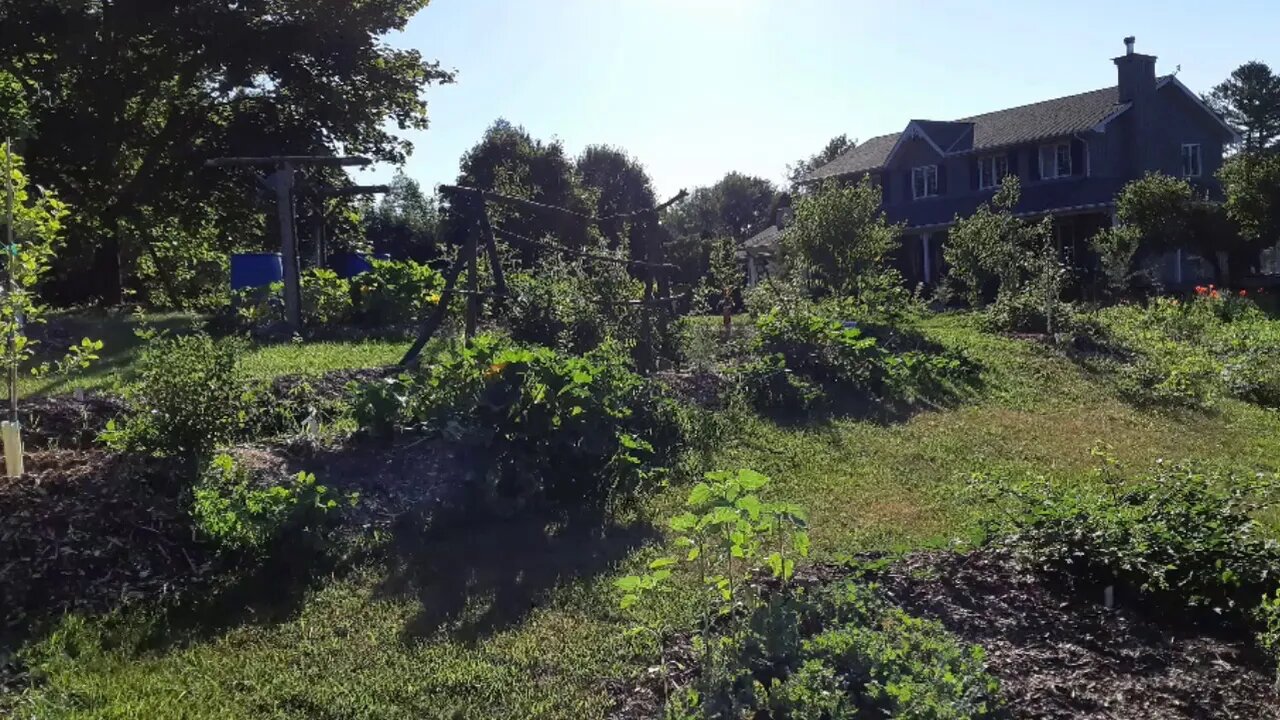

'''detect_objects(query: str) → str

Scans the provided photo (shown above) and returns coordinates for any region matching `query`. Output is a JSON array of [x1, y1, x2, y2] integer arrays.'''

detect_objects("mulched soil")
[[881, 550, 1280, 720], [0, 451, 213, 654], [609, 550, 1280, 720], [19, 393, 127, 450]]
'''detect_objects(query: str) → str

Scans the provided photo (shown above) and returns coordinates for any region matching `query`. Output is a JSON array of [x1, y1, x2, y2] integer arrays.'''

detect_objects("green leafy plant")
[[0, 143, 101, 397], [300, 268, 354, 326], [101, 332, 247, 463], [1256, 591, 1280, 689], [350, 334, 677, 511], [353, 258, 443, 326], [191, 453, 352, 555], [970, 454, 1280, 620], [617, 470, 998, 719]]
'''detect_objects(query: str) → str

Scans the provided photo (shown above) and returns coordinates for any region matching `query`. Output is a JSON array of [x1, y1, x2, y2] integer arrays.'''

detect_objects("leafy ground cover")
[[3, 312, 1280, 718]]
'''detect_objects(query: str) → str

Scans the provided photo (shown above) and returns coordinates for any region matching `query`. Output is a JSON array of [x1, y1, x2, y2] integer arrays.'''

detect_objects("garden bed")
[[608, 550, 1280, 720], [883, 550, 1280, 719]]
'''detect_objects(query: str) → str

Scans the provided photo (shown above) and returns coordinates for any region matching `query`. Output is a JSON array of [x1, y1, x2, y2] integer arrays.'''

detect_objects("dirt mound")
[[0, 451, 213, 647], [19, 393, 126, 450], [881, 550, 1280, 720]]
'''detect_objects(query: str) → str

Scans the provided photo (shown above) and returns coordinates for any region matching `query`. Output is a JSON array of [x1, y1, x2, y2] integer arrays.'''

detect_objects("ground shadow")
[[374, 506, 658, 645], [28, 310, 199, 396]]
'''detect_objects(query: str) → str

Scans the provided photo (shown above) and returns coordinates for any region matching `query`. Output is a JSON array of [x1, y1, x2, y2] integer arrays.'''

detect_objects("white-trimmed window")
[[1181, 143, 1202, 178], [978, 155, 1010, 190], [912, 165, 939, 199], [1039, 142, 1071, 179]]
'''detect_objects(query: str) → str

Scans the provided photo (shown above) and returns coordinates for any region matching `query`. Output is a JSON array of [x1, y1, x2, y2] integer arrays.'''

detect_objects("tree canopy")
[[786, 134, 855, 188], [0, 0, 454, 305], [785, 177, 900, 296], [1206, 61, 1280, 153], [365, 170, 440, 262]]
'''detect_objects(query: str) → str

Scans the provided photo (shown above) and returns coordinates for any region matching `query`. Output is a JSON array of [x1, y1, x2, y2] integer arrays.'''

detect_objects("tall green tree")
[[1114, 172, 1246, 283], [0, 0, 454, 305], [1205, 62, 1280, 153], [662, 172, 777, 284], [785, 177, 900, 297], [786, 134, 855, 188], [365, 170, 440, 262], [1220, 151, 1280, 257], [575, 145, 661, 266], [444, 119, 596, 263]]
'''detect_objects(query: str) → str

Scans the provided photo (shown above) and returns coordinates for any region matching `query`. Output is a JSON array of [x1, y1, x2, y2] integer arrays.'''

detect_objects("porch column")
[[921, 233, 933, 285], [1175, 249, 1184, 285], [747, 255, 759, 287]]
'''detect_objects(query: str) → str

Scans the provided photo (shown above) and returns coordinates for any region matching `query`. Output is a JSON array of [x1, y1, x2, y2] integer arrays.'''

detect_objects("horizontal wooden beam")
[[205, 156, 372, 168]]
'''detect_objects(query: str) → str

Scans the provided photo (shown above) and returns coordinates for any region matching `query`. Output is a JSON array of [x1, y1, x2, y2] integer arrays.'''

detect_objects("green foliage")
[[1099, 292, 1280, 408], [943, 177, 1072, 333], [1115, 172, 1244, 283], [353, 258, 443, 326], [192, 453, 350, 555], [6, 0, 455, 305], [785, 177, 903, 299], [970, 456, 1280, 619], [0, 145, 101, 386], [350, 334, 677, 511], [740, 301, 975, 415], [1256, 591, 1280, 686], [1088, 224, 1145, 297], [302, 269, 354, 326], [1221, 151, 1280, 250], [101, 333, 247, 461], [787, 134, 856, 188], [618, 472, 998, 719], [505, 246, 646, 355], [663, 172, 779, 284], [1206, 61, 1280, 152], [364, 170, 440, 262]]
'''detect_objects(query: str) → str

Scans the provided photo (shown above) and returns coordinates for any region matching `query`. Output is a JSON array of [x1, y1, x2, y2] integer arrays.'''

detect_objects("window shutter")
[[970, 158, 979, 189], [1006, 149, 1018, 178], [1031, 147, 1042, 181], [936, 164, 947, 194], [1070, 138, 1086, 176]]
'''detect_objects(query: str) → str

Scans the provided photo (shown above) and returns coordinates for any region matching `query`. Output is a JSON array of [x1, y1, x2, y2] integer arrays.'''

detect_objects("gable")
[[1156, 76, 1241, 142]]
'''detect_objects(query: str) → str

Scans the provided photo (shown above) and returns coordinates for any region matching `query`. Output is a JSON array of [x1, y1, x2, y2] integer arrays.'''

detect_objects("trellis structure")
[[397, 185, 688, 370]]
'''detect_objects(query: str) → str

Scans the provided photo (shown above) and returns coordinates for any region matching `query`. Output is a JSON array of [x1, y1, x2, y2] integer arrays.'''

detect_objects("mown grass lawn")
[[21, 310, 410, 398], [9, 313, 1280, 719]]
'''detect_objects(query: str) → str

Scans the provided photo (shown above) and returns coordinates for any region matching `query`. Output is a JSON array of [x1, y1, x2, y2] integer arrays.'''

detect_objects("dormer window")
[[978, 155, 1010, 190], [1181, 143, 1202, 177], [912, 165, 939, 199], [1039, 142, 1072, 179]]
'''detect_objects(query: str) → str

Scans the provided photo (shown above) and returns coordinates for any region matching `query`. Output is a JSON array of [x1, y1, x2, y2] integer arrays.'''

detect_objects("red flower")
[[1211, 290, 1221, 300], [1194, 285, 1207, 296], [1239, 290, 1247, 297]]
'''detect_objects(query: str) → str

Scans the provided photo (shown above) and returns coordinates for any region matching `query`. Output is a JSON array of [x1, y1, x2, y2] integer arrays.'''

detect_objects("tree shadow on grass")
[[374, 506, 658, 645]]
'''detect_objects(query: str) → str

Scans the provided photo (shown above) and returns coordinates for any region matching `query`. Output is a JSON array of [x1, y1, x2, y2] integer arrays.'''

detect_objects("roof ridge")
[[952, 83, 1119, 123]]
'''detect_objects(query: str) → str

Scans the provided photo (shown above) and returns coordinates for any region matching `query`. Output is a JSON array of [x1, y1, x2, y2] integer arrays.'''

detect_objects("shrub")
[[102, 333, 247, 462], [970, 458, 1280, 620], [300, 268, 354, 326], [350, 334, 676, 511], [504, 249, 647, 356], [1099, 292, 1280, 408], [353, 258, 443, 326], [1256, 591, 1280, 686], [618, 471, 999, 719], [739, 303, 975, 414], [191, 453, 348, 554]]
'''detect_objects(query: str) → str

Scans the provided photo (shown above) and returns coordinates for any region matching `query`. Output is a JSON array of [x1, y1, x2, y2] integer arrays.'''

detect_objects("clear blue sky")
[[350, 0, 1279, 199]]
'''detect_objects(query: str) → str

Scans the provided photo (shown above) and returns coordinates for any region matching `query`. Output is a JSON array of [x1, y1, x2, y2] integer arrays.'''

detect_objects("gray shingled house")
[[744, 38, 1240, 289]]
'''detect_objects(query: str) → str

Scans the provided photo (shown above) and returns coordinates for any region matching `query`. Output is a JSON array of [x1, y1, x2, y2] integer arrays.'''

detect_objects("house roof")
[[803, 79, 1174, 183], [743, 224, 782, 255]]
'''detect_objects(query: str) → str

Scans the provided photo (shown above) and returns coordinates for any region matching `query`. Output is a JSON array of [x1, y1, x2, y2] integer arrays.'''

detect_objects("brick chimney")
[[1113, 36, 1159, 175]]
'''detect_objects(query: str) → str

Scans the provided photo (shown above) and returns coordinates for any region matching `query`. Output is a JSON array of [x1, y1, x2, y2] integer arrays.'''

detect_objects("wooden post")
[[464, 224, 479, 345], [4, 137, 15, 424], [272, 162, 301, 330]]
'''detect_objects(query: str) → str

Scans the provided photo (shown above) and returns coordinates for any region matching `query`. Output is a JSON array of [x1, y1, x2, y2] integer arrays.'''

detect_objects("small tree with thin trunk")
[[706, 236, 741, 333], [2, 142, 100, 425]]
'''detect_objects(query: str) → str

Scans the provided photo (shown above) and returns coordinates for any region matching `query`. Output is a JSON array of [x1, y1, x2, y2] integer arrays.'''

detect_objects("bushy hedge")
[[234, 259, 444, 330]]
